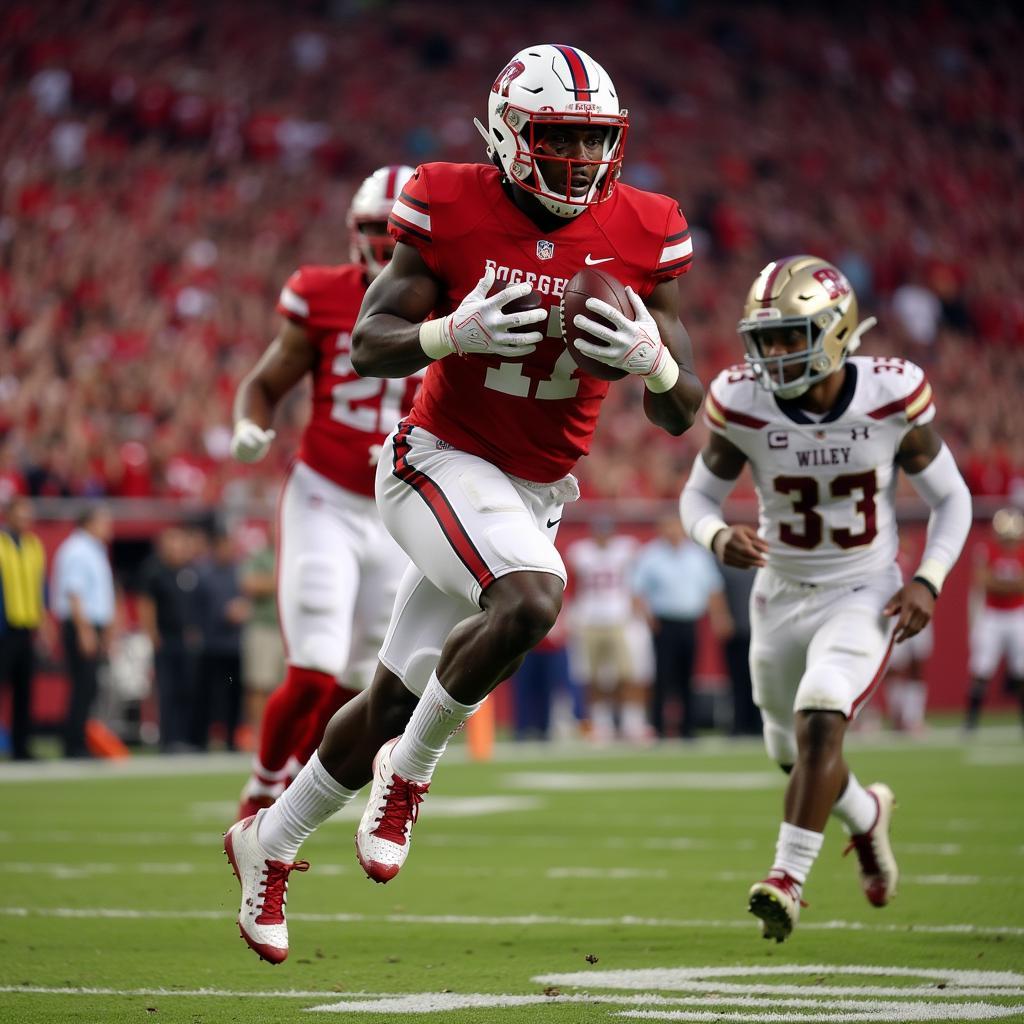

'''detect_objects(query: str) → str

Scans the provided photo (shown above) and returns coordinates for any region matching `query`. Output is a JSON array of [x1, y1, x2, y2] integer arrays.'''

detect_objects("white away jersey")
[[704, 356, 935, 585], [566, 536, 640, 627]]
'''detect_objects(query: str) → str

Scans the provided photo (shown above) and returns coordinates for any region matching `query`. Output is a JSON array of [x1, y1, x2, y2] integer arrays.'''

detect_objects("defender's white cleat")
[[224, 810, 308, 964], [748, 873, 805, 943], [355, 737, 429, 884], [844, 782, 898, 907]]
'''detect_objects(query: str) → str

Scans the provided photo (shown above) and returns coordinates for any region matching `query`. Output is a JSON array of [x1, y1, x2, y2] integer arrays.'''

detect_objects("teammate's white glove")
[[573, 286, 680, 393], [419, 266, 547, 360], [231, 418, 276, 463]]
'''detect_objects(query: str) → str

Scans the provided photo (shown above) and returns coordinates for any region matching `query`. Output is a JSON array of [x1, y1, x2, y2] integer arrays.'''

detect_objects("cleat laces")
[[372, 775, 429, 846], [255, 859, 309, 925], [844, 832, 881, 875]]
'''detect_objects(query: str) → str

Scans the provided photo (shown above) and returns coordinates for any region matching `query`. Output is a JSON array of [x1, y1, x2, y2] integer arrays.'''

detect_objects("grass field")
[[2, 725, 1023, 1023]]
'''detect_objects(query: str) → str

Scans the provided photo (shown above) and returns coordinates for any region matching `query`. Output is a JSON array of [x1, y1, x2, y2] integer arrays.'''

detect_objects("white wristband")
[[419, 318, 453, 361], [643, 355, 680, 394], [692, 514, 729, 553], [913, 557, 948, 595]]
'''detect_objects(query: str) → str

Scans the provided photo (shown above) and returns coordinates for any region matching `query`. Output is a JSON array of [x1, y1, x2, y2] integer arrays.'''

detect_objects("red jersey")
[[388, 163, 693, 482], [276, 264, 420, 496], [977, 537, 1024, 610]]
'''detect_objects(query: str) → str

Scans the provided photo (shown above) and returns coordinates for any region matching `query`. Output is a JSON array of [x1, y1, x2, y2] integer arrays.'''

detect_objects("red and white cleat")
[[224, 811, 308, 964], [844, 782, 898, 907], [747, 873, 806, 943], [354, 737, 429, 884]]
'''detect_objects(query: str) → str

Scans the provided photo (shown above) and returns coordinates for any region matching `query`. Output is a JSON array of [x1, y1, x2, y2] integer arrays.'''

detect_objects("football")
[[489, 281, 545, 334], [559, 268, 631, 381]]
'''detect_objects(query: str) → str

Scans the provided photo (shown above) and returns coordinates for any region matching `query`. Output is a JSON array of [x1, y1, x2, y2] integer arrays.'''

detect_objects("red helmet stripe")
[[384, 166, 400, 200], [554, 44, 591, 101], [761, 256, 793, 308]]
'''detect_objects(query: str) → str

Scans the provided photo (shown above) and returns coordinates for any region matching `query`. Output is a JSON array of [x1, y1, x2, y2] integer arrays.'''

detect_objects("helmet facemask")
[[500, 109, 627, 218], [740, 310, 844, 400], [349, 219, 394, 280]]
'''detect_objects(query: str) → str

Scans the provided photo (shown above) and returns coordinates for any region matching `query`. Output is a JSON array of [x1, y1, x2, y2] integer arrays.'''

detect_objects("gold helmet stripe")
[[758, 256, 795, 307]]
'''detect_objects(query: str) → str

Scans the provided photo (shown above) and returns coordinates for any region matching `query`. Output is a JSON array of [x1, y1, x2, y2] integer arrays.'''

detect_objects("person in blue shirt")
[[51, 505, 116, 758], [632, 515, 733, 738]]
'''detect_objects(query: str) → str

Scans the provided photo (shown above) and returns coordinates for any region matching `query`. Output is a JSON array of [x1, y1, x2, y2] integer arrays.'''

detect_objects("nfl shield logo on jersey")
[[536, 240, 555, 260]]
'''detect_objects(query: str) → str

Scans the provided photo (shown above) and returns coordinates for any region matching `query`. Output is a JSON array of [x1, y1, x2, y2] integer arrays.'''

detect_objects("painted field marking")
[[502, 772, 782, 792], [307, 964, 1024, 1017], [3, 906, 1023, 936], [4, 965, 1024, 1020], [189, 795, 541, 823], [546, 867, 670, 880]]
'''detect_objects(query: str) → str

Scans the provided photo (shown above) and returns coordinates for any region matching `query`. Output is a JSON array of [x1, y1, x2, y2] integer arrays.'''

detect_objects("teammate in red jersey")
[[230, 165, 420, 822], [224, 43, 702, 964], [965, 507, 1024, 731]]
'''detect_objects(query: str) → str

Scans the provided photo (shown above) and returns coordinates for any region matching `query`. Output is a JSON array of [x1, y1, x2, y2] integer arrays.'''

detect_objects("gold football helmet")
[[993, 507, 1024, 542], [738, 255, 877, 399]]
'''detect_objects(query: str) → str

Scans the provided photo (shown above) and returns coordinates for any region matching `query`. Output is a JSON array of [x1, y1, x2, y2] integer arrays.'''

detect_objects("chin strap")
[[472, 118, 493, 157], [846, 316, 877, 355]]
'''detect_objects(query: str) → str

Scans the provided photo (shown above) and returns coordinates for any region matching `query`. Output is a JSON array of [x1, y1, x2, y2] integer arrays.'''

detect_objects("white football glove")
[[419, 266, 547, 360], [572, 286, 681, 393], [231, 418, 276, 463]]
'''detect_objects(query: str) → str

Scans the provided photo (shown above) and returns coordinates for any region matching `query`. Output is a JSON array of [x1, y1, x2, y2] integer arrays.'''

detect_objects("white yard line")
[[3, 906, 1023, 936]]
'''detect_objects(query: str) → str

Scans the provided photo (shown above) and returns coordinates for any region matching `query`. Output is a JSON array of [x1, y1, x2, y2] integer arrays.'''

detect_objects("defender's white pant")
[[969, 606, 1024, 679], [277, 460, 409, 689], [749, 563, 900, 765], [376, 423, 577, 697]]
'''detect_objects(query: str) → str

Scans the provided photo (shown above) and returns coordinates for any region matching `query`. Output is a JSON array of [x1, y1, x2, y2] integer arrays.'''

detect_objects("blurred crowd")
[[1, 0, 1022, 506]]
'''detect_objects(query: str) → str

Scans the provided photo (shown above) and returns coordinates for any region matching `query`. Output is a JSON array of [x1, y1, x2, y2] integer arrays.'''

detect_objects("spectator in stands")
[[632, 515, 732, 739], [50, 505, 115, 758], [239, 529, 283, 739], [0, 497, 50, 760], [192, 528, 249, 751], [138, 526, 200, 753]]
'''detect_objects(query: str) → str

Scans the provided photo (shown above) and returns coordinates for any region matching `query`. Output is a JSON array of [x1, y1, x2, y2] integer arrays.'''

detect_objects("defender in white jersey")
[[681, 255, 972, 942]]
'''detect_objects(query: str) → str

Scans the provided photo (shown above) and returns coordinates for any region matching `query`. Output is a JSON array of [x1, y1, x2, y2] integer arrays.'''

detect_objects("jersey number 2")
[[773, 471, 878, 550], [331, 333, 406, 432]]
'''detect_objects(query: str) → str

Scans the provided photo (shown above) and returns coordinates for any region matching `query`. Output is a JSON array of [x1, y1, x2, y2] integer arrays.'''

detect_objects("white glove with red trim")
[[419, 266, 547, 359], [572, 286, 680, 393]]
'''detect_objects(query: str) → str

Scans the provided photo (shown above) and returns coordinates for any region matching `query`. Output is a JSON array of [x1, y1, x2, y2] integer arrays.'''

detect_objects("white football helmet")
[[347, 164, 415, 278], [738, 255, 877, 399], [474, 44, 628, 219]]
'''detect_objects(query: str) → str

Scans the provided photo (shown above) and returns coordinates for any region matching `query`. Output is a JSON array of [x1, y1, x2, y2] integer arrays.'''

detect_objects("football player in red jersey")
[[224, 44, 702, 964], [965, 507, 1024, 730], [228, 165, 420, 824]]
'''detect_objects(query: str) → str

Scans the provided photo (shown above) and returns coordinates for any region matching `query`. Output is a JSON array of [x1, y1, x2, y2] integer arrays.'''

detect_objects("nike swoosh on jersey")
[[546, 517, 562, 529], [584, 254, 614, 265]]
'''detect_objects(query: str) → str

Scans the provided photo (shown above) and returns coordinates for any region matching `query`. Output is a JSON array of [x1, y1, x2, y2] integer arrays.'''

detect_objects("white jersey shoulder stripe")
[[279, 286, 310, 319], [391, 200, 431, 233], [659, 236, 693, 264]]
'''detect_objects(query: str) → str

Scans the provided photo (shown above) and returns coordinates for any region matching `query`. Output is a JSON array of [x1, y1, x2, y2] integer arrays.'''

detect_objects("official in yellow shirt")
[[0, 497, 47, 760]]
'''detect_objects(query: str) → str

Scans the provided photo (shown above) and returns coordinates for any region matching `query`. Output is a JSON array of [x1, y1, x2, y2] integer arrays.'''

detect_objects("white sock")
[[770, 822, 824, 887], [903, 682, 927, 730], [831, 773, 878, 835], [256, 752, 358, 862], [284, 755, 303, 783], [589, 700, 615, 738], [389, 672, 481, 784], [621, 702, 648, 738]]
